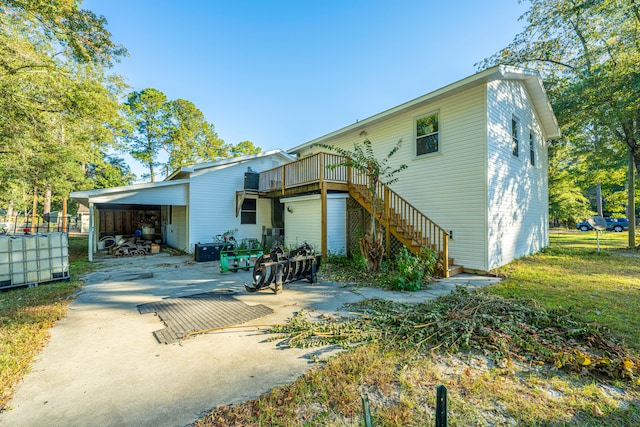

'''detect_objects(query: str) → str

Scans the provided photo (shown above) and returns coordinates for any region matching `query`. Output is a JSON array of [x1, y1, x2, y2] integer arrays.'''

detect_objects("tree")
[[121, 91, 236, 180], [232, 140, 261, 157], [312, 139, 407, 272], [0, 0, 126, 213], [479, 0, 640, 242], [0, 0, 126, 66], [547, 140, 592, 225], [121, 88, 169, 182], [164, 99, 229, 175], [85, 154, 136, 189]]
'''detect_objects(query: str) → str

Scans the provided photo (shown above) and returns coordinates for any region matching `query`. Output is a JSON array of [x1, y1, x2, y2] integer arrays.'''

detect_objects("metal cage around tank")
[[0, 232, 70, 289]]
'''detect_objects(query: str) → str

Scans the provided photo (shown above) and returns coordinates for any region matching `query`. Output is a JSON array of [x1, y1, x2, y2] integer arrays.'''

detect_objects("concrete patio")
[[0, 253, 500, 427]]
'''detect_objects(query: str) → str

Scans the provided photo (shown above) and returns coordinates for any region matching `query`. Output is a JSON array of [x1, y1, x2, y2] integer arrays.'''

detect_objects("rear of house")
[[72, 66, 559, 272], [285, 65, 560, 272]]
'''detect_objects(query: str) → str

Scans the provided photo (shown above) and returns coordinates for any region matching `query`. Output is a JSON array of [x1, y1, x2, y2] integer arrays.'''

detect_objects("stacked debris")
[[111, 237, 152, 257]]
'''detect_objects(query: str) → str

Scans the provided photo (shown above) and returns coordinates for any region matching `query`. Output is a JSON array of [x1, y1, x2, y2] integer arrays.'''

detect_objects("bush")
[[389, 246, 436, 291]]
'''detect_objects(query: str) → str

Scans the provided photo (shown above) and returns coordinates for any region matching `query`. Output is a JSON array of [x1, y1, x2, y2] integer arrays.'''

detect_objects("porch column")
[[88, 203, 94, 262], [384, 186, 390, 254], [321, 186, 327, 258]]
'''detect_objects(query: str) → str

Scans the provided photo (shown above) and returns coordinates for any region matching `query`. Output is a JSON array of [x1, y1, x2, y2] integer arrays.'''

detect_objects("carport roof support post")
[[88, 203, 94, 262]]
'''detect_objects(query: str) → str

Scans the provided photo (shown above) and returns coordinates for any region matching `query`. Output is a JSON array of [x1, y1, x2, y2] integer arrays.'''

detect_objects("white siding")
[[486, 79, 549, 269], [297, 85, 488, 270], [327, 194, 348, 255], [281, 195, 322, 250], [166, 205, 188, 251], [188, 157, 279, 252]]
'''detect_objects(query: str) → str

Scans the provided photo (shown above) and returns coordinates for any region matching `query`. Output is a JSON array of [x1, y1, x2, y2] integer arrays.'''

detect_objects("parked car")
[[606, 217, 629, 232], [576, 218, 629, 232], [576, 221, 593, 232]]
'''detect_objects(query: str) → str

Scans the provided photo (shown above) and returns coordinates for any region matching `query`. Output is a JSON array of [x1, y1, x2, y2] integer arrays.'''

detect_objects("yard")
[[1, 232, 639, 425], [0, 237, 90, 410], [195, 230, 640, 426]]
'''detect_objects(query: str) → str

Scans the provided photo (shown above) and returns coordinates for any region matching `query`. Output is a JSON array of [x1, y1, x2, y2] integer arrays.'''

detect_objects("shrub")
[[389, 247, 435, 291]]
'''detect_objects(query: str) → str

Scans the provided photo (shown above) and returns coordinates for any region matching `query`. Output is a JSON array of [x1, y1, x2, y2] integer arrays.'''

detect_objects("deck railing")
[[259, 152, 347, 192], [259, 152, 450, 274]]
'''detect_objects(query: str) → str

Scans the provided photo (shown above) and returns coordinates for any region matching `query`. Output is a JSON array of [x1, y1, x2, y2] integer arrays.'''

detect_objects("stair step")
[[349, 185, 453, 278], [447, 264, 464, 277]]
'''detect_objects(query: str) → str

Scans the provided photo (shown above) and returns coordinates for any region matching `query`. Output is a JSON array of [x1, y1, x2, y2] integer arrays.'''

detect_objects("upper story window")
[[529, 132, 536, 166], [240, 198, 257, 224], [511, 116, 520, 157], [416, 113, 439, 156]]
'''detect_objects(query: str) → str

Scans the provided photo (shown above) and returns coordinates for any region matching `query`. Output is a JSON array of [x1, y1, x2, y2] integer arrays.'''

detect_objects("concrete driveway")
[[0, 253, 500, 427]]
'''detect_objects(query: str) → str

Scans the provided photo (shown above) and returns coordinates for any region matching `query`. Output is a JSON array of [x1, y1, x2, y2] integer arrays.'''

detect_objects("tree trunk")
[[149, 161, 155, 183], [359, 233, 384, 272], [44, 183, 52, 214], [596, 182, 603, 217], [629, 149, 637, 247]]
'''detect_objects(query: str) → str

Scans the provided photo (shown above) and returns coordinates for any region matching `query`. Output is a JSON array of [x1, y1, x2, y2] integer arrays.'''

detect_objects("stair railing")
[[348, 167, 450, 276]]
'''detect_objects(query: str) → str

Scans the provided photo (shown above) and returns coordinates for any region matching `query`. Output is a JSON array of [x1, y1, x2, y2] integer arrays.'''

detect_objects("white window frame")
[[529, 131, 536, 166], [240, 197, 257, 225], [511, 115, 520, 158], [415, 111, 440, 158]]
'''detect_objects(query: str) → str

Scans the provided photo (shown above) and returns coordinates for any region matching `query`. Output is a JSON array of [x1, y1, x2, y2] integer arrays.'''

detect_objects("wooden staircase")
[[348, 182, 463, 278], [256, 152, 462, 277]]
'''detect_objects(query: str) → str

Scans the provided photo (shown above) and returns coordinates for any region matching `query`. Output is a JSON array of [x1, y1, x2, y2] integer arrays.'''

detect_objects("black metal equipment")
[[244, 243, 322, 294]]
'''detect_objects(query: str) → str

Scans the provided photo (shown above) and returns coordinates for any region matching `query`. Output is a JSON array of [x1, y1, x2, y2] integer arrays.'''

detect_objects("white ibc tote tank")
[[0, 233, 70, 289]]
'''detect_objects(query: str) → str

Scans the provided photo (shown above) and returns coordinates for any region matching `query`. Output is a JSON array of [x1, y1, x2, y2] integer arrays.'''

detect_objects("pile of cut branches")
[[270, 288, 640, 382]]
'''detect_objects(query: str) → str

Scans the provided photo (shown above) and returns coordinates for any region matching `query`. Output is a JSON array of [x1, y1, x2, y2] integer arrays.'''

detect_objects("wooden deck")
[[258, 153, 458, 277]]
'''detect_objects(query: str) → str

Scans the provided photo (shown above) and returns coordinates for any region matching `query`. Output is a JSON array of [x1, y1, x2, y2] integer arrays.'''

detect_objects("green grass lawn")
[[549, 227, 636, 250], [491, 229, 640, 352]]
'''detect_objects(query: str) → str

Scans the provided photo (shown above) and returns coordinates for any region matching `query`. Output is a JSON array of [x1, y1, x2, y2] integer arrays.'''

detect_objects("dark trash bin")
[[195, 243, 232, 262]]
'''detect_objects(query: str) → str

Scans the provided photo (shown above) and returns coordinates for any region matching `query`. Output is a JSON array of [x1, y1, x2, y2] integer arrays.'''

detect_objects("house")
[[270, 65, 561, 274], [71, 150, 295, 261], [73, 65, 560, 276]]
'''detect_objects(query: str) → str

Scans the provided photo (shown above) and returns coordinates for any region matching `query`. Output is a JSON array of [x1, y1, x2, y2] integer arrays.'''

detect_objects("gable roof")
[[287, 65, 560, 154], [70, 179, 189, 207], [71, 149, 296, 207], [165, 149, 296, 180]]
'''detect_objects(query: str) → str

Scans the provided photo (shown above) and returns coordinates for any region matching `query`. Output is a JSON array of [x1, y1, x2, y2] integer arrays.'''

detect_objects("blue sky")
[[83, 0, 528, 179]]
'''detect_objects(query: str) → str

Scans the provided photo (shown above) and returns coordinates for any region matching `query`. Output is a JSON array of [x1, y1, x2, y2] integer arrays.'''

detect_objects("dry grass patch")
[[0, 236, 93, 411], [194, 231, 640, 426], [0, 281, 81, 410], [197, 347, 640, 426]]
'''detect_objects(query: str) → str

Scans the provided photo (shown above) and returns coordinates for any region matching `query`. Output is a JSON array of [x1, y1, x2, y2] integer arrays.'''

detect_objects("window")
[[529, 132, 535, 166], [416, 113, 439, 156], [240, 198, 257, 224], [511, 116, 519, 157]]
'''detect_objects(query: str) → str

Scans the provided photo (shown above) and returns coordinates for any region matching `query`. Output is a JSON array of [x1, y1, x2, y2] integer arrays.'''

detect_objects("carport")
[[70, 180, 189, 261]]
